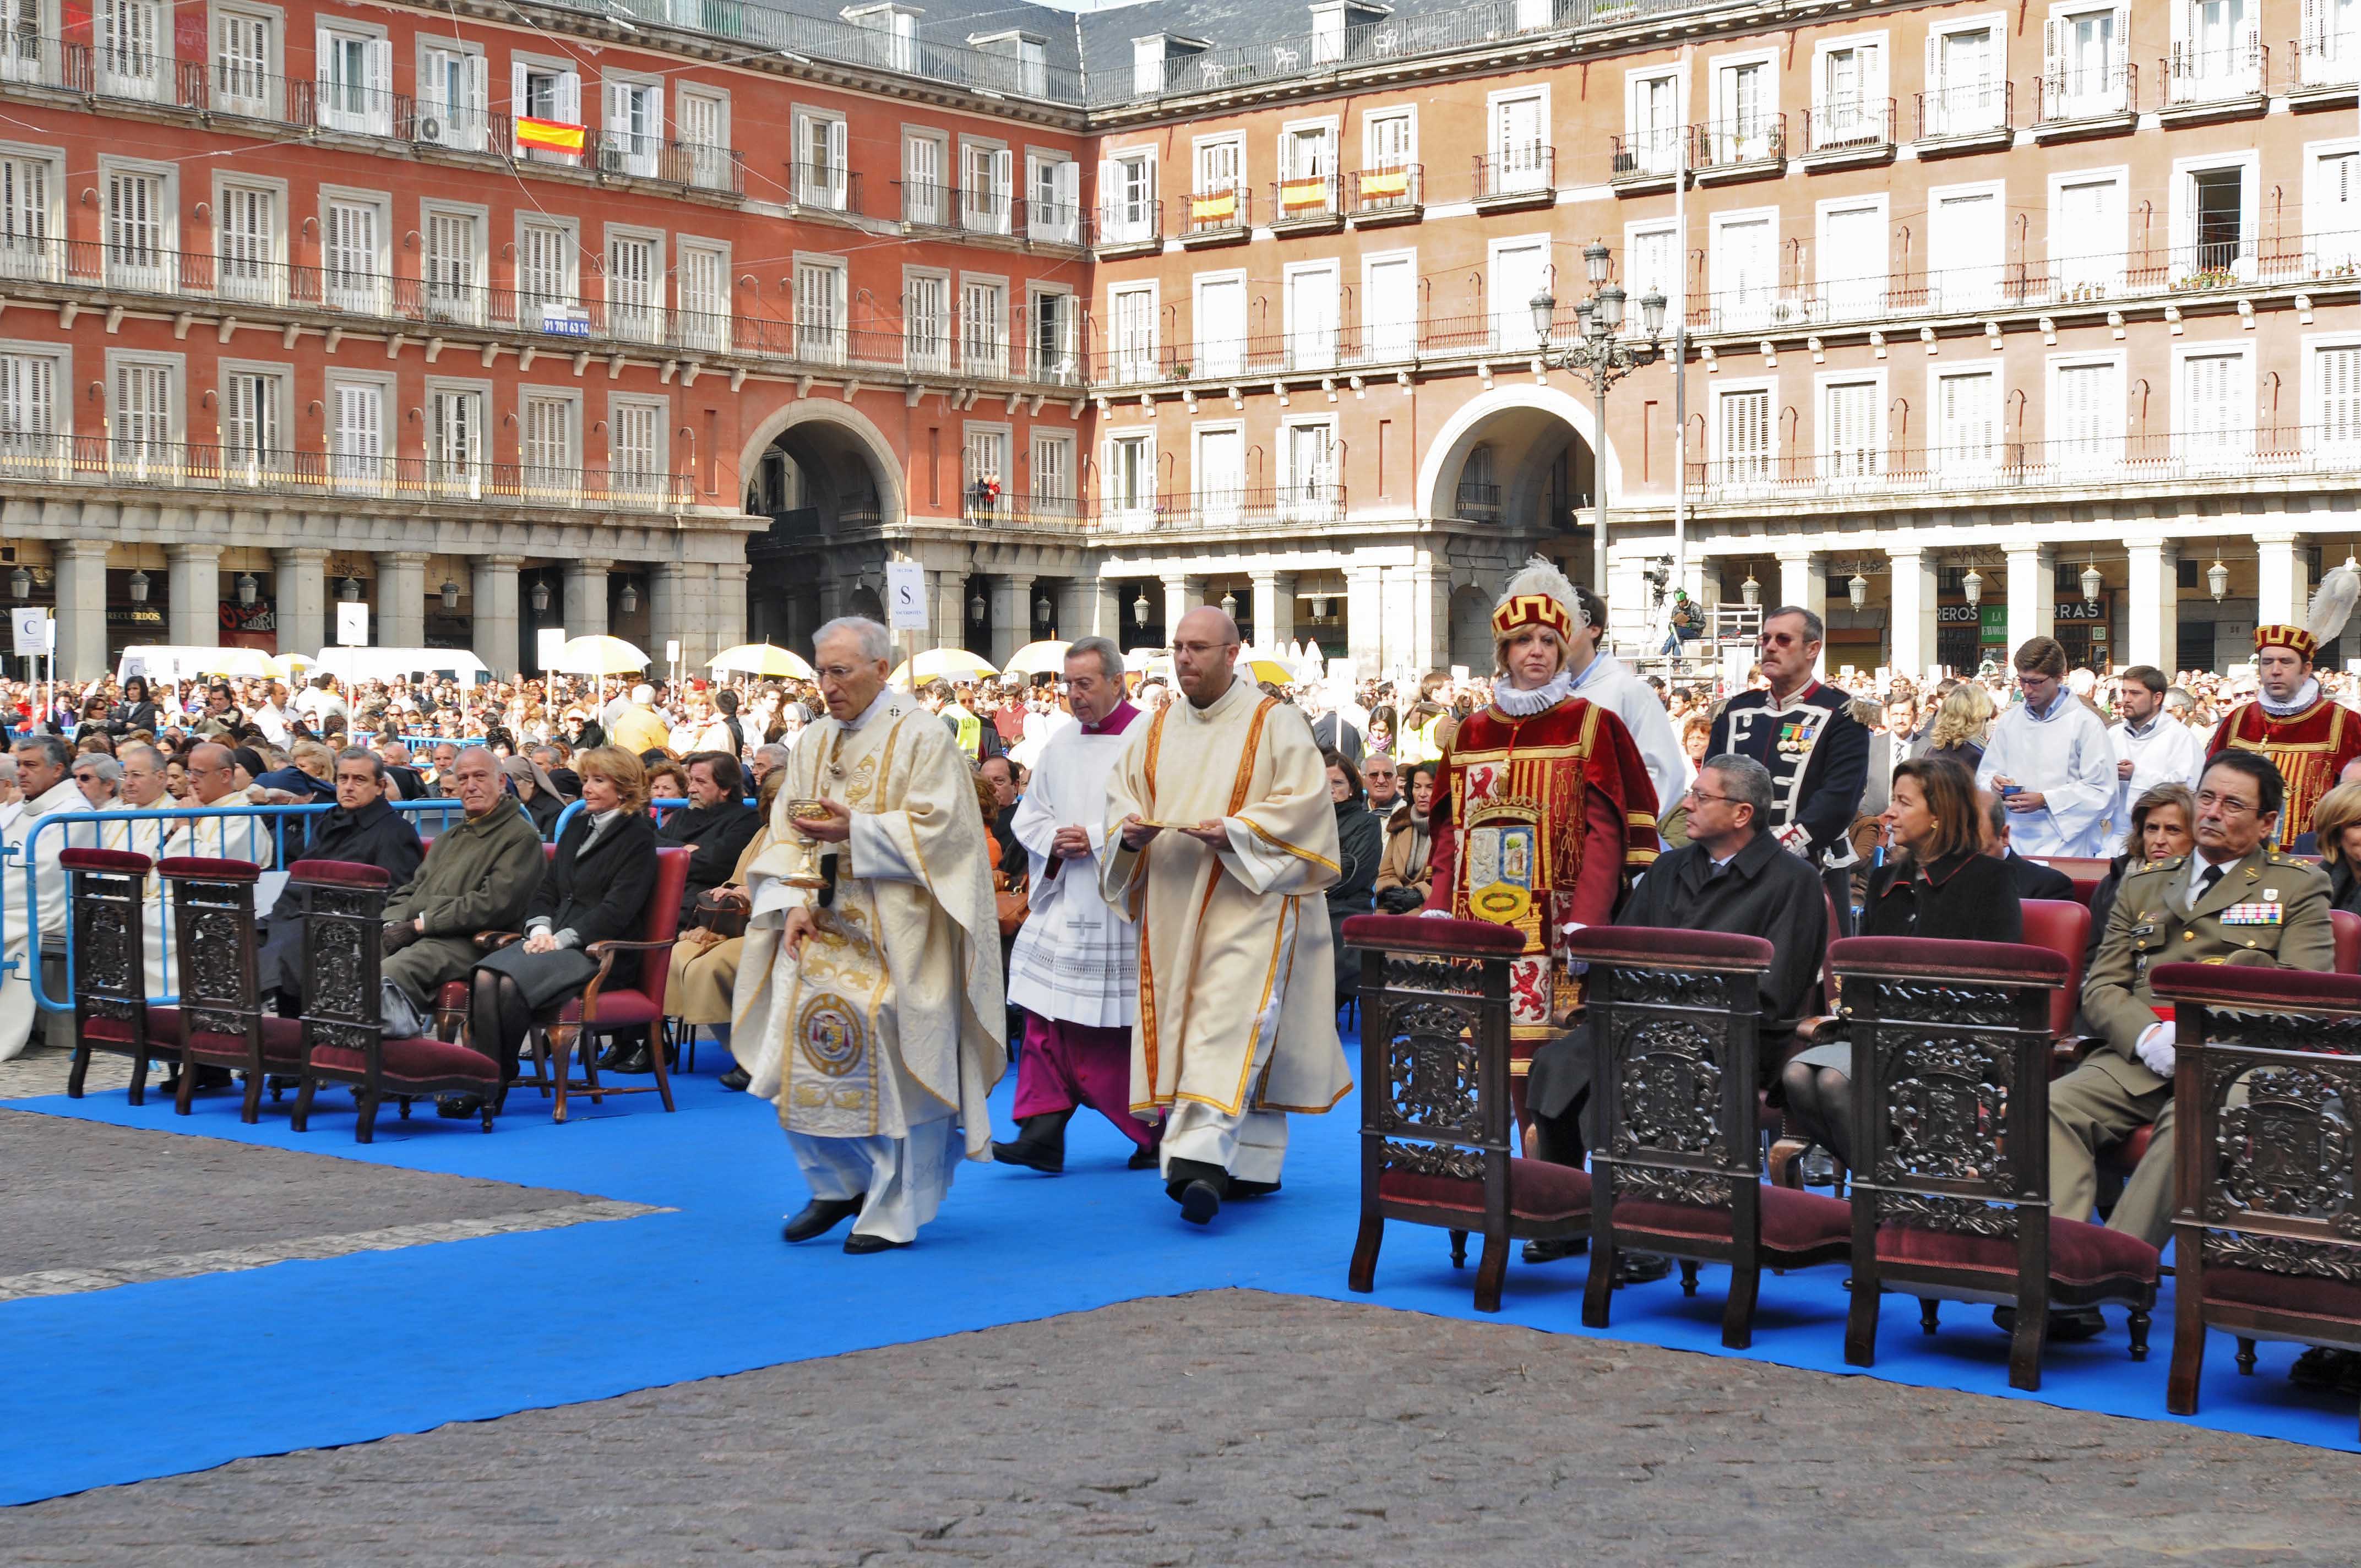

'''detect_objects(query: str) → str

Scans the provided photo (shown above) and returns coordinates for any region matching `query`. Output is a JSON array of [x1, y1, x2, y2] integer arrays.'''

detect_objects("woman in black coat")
[[446, 745, 656, 1117], [1323, 747, 1383, 1005], [1780, 757, 2021, 1169], [111, 675, 159, 736]]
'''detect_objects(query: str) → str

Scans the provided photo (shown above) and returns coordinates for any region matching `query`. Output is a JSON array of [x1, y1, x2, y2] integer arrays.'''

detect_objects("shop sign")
[[220, 600, 276, 634]]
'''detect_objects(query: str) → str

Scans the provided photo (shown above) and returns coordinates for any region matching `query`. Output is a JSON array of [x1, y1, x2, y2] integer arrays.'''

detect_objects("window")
[[1193, 135, 1242, 203], [2314, 147, 2359, 270], [2046, 5, 2129, 116], [2173, 0, 2260, 97], [418, 44, 487, 150], [1488, 91, 1547, 191], [0, 0, 43, 83], [1933, 369, 1999, 473], [849, 4, 918, 72], [102, 166, 167, 291], [1030, 431, 1073, 514], [1366, 108, 1415, 171], [1100, 149, 1156, 244], [961, 140, 1012, 235], [213, 10, 273, 115], [1106, 432, 1155, 525], [1194, 273, 1244, 377], [95, 0, 164, 101], [2178, 350, 2250, 464], [1280, 122, 1335, 205], [215, 183, 277, 303], [426, 385, 482, 492], [1710, 57, 1774, 160], [606, 229, 662, 342], [512, 60, 581, 162], [1707, 210, 1776, 330], [1362, 251, 1415, 361], [1817, 199, 1884, 320], [1027, 155, 1078, 243], [677, 88, 729, 189], [603, 77, 661, 178], [2050, 357, 2123, 470], [0, 153, 51, 281], [2185, 163, 2251, 276], [1821, 378, 1881, 480], [322, 195, 385, 314], [2303, 0, 2360, 80], [1925, 23, 2004, 134], [422, 207, 482, 325], [316, 26, 390, 135], [1284, 260, 1338, 371], [1928, 183, 2003, 311], [1716, 385, 1772, 486], [904, 131, 947, 226], [610, 398, 664, 493], [794, 258, 846, 364], [962, 424, 1009, 516], [113, 358, 173, 466], [0, 351, 58, 469], [1282, 421, 1336, 518], [2051, 172, 2125, 297], [1815, 38, 1884, 143], [797, 111, 848, 209], [328, 378, 384, 491], [1625, 71, 1680, 173], [905, 270, 949, 373], [2316, 344, 2361, 452], [1196, 425, 1243, 522], [520, 393, 575, 484], [1490, 235, 1549, 350], [516, 219, 575, 315], [1109, 284, 1157, 384], [960, 277, 1007, 377], [1029, 286, 1074, 383], [677, 241, 728, 352]]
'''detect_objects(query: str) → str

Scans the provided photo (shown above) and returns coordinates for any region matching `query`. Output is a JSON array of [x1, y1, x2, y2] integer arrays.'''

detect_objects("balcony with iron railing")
[[1181, 184, 1252, 243], [894, 184, 1085, 247], [1091, 482, 1347, 532], [784, 161, 861, 216], [959, 491, 1086, 528], [1913, 80, 2014, 152], [1269, 173, 1342, 230], [1690, 115, 1785, 180], [2033, 61, 2138, 134], [1472, 146, 1554, 207], [590, 129, 746, 194], [2161, 39, 2267, 116], [1799, 97, 1894, 164], [1685, 427, 2361, 506], [1453, 481, 1502, 522], [1091, 302, 1627, 389], [1608, 127, 1684, 189], [0, 434, 693, 510], [1347, 165, 1422, 223], [1091, 199, 1165, 256], [2289, 28, 2361, 96]]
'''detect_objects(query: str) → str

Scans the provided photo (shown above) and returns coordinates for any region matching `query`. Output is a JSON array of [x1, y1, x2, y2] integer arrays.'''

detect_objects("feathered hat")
[[1492, 555, 1588, 645], [2256, 559, 2360, 663]]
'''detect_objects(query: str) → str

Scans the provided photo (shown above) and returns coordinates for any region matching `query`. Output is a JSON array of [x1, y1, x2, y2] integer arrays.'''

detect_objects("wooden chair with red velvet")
[[158, 857, 304, 1123], [510, 843, 692, 1122], [1573, 927, 1852, 1349], [61, 847, 173, 1104], [286, 859, 505, 1141], [2152, 962, 2361, 1435], [1342, 912, 1590, 1314], [1836, 934, 2161, 1392]]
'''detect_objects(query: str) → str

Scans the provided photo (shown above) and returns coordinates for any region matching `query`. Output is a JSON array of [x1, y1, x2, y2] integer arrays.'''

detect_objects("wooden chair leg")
[[2236, 1337, 2259, 1375], [66, 1043, 88, 1098], [355, 1091, 380, 1144], [1449, 1229, 1467, 1268], [1723, 1265, 1760, 1351], [175, 1062, 197, 1116], [648, 1023, 677, 1113], [1472, 1231, 1509, 1313], [1843, 1268, 1880, 1368], [238, 1070, 263, 1125], [1581, 1239, 1615, 1330], [126, 1053, 148, 1107], [2167, 1272, 2207, 1416], [291, 1074, 317, 1131], [549, 1025, 572, 1124], [1678, 1259, 1701, 1297], [1919, 1298, 1940, 1335], [2008, 1283, 2047, 1392], [2128, 1308, 2151, 1362], [1347, 1214, 1383, 1293]]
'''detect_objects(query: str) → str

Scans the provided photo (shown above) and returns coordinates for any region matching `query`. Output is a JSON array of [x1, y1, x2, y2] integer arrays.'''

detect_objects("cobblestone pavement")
[[0, 1041, 131, 1099], [11, 1289, 2361, 1567]]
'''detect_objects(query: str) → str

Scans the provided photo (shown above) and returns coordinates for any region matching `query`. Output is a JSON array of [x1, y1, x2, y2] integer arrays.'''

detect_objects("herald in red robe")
[[2208, 696, 2361, 843]]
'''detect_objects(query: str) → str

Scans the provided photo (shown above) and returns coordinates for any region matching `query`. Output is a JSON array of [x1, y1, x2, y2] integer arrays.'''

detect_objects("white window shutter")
[[830, 119, 848, 203], [368, 37, 390, 103], [2110, 6, 2131, 67], [2042, 17, 2061, 89], [1925, 32, 1943, 113], [510, 59, 527, 153], [606, 78, 628, 130]]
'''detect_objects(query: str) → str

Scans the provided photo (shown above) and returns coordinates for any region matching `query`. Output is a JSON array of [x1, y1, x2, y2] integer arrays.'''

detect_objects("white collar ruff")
[[1493, 669, 1578, 717]]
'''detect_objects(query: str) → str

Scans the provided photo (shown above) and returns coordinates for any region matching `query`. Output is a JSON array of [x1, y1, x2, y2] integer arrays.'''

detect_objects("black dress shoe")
[[1992, 1305, 2107, 1342], [2290, 1347, 2361, 1391], [609, 1046, 655, 1075], [1177, 1179, 1222, 1226], [1612, 1252, 1672, 1287], [1127, 1146, 1161, 1170], [782, 1194, 866, 1243], [1522, 1237, 1590, 1264], [1228, 1177, 1281, 1200], [843, 1233, 911, 1255], [719, 1065, 752, 1091], [989, 1109, 1072, 1174], [594, 1038, 630, 1070], [436, 1093, 485, 1119]]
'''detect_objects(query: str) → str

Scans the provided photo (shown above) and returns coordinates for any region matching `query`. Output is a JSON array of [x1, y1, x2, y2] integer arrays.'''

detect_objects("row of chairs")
[[59, 845, 692, 1140], [1343, 914, 2361, 1434]]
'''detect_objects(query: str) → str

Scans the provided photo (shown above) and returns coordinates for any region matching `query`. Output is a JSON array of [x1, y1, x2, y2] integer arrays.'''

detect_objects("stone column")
[[165, 542, 221, 646], [52, 538, 109, 683], [373, 551, 429, 648], [648, 561, 690, 680], [710, 560, 749, 656], [1346, 564, 1385, 674], [1774, 550, 1825, 624], [1056, 569, 1102, 642], [2124, 537, 2178, 674], [561, 558, 611, 641], [1161, 574, 1196, 633], [274, 547, 327, 662], [1684, 556, 1723, 608], [470, 554, 524, 679], [2003, 543, 2056, 661], [2256, 531, 2308, 632], [992, 574, 1035, 666], [1887, 545, 1938, 680]]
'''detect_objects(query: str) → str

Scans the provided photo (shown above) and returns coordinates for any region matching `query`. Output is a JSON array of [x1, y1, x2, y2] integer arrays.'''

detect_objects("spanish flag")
[[1281, 177, 1329, 211], [516, 117, 585, 155], [1190, 189, 1236, 225], [1358, 168, 1410, 202]]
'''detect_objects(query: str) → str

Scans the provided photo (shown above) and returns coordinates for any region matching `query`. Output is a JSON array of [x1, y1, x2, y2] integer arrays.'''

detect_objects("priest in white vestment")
[[2103, 664, 2207, 855], [0, 736, 95, 1060], [1975, 637, 2116, 858], [735, 616, 1005, 1253], [993, 636, 1156, 1174], [1102, 607, 1351, 1227]]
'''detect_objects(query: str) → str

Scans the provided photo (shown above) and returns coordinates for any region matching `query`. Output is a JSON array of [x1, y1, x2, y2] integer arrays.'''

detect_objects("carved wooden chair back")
[[157, 857, 273, 1122], [2150, 962, 2361, 1435], [60, 847, 163, 1103]]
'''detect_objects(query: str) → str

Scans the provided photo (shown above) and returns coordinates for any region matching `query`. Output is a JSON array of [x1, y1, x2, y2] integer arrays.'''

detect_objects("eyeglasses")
[[2195, 788, 2261, 817], [1687, 789, 1739, 807], [813, 665, 867, 682]]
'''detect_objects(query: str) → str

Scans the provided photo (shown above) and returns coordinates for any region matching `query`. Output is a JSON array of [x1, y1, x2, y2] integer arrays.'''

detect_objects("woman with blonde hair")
[[2313, 782, 2361, 917], [1923, 681, 1996, 774]]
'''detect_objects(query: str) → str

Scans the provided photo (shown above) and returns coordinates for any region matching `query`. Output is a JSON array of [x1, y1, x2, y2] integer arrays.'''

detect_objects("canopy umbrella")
[[887, 647, 999, 687], [708, 642, 815, 680], [266, 652, 316, 681], [193, 646, 279, 678], [549, 635, 651, 676], [1002, 640, 1071, 677], [1241, 657, 1299, 686]]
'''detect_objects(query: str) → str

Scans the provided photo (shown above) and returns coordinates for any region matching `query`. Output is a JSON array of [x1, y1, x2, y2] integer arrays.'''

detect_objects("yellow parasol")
[[708, 642, 816, 679], [887, 647, 1000, 687]]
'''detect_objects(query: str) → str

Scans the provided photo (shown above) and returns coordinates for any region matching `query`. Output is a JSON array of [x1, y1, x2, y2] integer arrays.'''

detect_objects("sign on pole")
[[536, 627, 568, 672], [10, 607, 49, 656], [885, 562, 928, 633], [334, 601, 369, 647]]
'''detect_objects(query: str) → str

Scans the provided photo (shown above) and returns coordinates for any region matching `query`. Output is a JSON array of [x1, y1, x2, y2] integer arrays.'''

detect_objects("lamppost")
[[1530, 240, 1667, 596]]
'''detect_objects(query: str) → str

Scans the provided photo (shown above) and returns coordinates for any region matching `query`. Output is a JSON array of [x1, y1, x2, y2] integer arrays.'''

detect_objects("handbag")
[[690, 889, 749, 940], [994, 870, 1029, 938]]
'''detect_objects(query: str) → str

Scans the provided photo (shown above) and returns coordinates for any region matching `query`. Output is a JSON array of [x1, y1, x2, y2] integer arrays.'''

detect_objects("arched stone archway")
[[1415, 384, 1619, 547], [739, 401, 907, 652], [736, 400, 907, 530]]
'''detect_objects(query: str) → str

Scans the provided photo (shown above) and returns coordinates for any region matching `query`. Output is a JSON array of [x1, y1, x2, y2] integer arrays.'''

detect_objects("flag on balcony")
[[1280, 177, 1329, 211], [1358, 168, 1410, 202], [1190, 189, 1236, 224], [516, 117, 585, 154]]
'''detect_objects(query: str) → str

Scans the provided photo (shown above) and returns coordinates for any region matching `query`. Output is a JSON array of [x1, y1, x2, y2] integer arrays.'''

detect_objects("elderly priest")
[[736, 616, 1006, 1254], [1102, 606, 1351, 1228]]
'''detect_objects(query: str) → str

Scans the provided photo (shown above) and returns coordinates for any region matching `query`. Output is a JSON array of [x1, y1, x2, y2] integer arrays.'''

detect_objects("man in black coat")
[[1985, 790, 2076, 901], [258, 748, 427, 1007], [1706, 606, 1872, 935], [1521, 753, 1829, 1266], [656, 750, 761, 928]]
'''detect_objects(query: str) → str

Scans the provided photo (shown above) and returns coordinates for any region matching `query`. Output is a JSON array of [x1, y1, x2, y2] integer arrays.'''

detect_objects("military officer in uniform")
[[2046, 749, 2333, 1337]]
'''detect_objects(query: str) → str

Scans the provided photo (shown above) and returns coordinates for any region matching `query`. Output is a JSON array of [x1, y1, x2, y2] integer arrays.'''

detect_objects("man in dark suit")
[[1983, 791, 2076, 901], [655, 750, 760, 929], [258, 748, 426, 1009]]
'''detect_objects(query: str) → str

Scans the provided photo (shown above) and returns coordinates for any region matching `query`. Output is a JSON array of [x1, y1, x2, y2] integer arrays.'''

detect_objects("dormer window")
[[843, 2, 921, 73]]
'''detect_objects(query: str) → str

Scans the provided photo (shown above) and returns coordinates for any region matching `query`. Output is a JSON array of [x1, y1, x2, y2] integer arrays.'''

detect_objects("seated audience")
[[1780, 757, 2021, 1171], [501, 753, 566, 836], [2313, 782, 2361, 917], [1323, 747, 1382, 1003], [258, 748, 426, 1007], [669, 770, 784, 1092], [2044, 751, 2332, 1341], [376, 747, 546, 1047], [452, 745, 657, 1113], [2085, 783, 2197, 972], [1372, 760, 1438, 913], [657, 750, 761, 931], [1983, 790, 2076, 901]]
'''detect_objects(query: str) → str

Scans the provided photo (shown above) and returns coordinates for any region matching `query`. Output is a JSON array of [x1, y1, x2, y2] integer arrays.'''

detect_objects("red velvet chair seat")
[[1879, 1215, 2161, 1289], [1378, 1159, 1591, 1224], [81, 1013, 148, 1046], [1613, 1186, 1853, 1254], [184, 1014, 304, 1064], [551, 988, 660, 1030], [2204, 1266, 2361, 1323], [311, 1036, 501, 1087]]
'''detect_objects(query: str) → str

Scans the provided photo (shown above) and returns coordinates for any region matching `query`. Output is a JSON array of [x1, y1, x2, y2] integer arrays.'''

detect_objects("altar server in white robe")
[[1102, 607, 1351, 1228], [0, 736, 94, 1059], [735, 616, 1005, 1253], [2104, 663, 2207, 855], [993, 636, 1156, 1175], [1975, 636, 2117, 858], [1562, 582, 1687, 821]]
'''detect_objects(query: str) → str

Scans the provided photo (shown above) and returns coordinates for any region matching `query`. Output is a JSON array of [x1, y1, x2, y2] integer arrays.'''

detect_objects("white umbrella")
[[550, 635, 650, 676], [1003, 640, 1071, 677]]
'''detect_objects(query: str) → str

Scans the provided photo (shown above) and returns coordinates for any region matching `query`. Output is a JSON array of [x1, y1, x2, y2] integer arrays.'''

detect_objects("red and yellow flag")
[[515, 117, 585, 154]]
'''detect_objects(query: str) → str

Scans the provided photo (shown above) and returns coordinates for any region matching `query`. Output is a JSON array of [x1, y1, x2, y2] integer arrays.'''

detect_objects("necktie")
[[2193, 863, 2224, 910]]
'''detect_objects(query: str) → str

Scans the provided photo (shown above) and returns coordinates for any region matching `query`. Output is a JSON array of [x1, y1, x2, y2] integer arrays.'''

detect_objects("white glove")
[[1417, 907, 1451, 919], [2135, 1020, 2177, 1078], [1775, 821, 1813, 857]]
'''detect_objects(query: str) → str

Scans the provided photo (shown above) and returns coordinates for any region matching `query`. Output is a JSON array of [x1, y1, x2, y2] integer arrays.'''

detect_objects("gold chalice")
[[780, 797, 835, 890]]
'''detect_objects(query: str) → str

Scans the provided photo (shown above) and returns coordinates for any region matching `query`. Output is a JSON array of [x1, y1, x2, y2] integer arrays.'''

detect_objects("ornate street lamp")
[[530, 578, 552, 616], [1739, 570, 1760, 608], [1132, 587, 1150, 628], [2081, 562, 2103, 605], [339, 576, 361, 603], [1033, 593, 1052, 624], [236, 572, 258, 607], [129, 569, 150, 604], [2208, 559, 2230, 602], [1848, 569, 1870, 611], [619, 580, 639, 616], [1530, 238, 1668, 593], [9, 565, 28, 601], [967, 590, 986, 624], [1219, 589, 1237, 619], [1961, 567, 1983, 607], [441, 579, 462, 610]]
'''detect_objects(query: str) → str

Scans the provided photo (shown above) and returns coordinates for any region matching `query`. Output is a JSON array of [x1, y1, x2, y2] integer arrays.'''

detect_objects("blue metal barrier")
[[548, 796, 758, 841], [398, 734, 487, 749]]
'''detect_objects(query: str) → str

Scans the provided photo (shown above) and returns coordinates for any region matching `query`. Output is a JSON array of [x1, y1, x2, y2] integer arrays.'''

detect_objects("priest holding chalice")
[[734, 616, 1007, 1253]]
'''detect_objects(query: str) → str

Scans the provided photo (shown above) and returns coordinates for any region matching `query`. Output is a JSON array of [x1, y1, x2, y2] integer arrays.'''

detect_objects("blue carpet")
[[5, 1044, 2358, 1506]]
